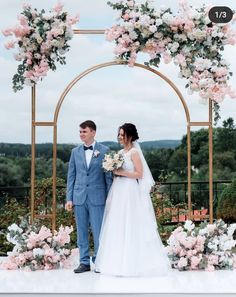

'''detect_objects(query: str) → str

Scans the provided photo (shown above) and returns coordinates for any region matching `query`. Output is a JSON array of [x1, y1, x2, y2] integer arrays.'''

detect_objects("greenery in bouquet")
[[102, 151, 124, 172], [0, 217, 78, 271], [2, 2, 79, 92], [167, 219, 236, 271], [106, 0, 236, 120]]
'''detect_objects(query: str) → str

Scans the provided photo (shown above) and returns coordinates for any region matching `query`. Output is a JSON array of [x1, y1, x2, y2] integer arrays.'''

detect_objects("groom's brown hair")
[[80, 120, 96, 131]]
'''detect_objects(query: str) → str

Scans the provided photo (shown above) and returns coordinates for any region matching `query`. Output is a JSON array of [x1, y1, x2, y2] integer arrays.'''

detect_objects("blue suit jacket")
[[66, 142, 113, 206]]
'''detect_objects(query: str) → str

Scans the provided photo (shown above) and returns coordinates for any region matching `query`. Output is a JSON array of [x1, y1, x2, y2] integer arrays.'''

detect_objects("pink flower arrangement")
[[106, 0, 236, 106], [2, 2, 79, 92], [167, 219, 236, 271], [0, 219, 78, 271]]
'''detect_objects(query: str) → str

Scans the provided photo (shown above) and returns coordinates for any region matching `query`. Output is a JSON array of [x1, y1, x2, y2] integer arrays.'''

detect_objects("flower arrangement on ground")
[[0, 218, 78, 271], [102, 151, 124, 172], [166, 219, 236, 271], [106, 0, 236, 109], [2, 2, 79, 92]]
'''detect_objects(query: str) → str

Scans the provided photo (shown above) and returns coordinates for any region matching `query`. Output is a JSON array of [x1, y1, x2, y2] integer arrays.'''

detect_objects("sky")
[[0, 0, 235, 144]]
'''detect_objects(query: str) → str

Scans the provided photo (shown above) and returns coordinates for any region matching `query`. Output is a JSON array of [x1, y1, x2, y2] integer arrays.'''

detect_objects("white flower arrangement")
[[166, 219, 236, 271], [102, 151, 124, 172], [2, 3, 79, 92]]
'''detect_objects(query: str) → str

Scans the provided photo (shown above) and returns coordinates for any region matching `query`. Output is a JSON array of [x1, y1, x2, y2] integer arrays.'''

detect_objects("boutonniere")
[[93, 150, 100, 158]]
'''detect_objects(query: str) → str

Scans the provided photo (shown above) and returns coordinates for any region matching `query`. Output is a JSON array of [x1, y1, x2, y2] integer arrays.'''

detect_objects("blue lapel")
[[78, 145, 88, 170]]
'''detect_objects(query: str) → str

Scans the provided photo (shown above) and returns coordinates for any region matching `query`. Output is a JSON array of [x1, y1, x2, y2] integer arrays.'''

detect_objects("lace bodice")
[[120, 148, 138, 172]]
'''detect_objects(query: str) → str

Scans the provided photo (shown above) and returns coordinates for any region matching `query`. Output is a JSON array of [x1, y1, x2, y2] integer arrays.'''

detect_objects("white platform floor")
[[0, 264, 236, 297]]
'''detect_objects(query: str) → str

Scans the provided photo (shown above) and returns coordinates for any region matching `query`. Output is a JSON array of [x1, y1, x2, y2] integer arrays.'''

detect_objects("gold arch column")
[[30, 30, 213, 231]]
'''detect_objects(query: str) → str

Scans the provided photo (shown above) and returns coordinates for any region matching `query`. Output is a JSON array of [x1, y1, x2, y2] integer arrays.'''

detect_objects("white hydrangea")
[[138, 15, 151, 27], [168, 41, 179, 53], [6, 234, 18, 245], [129, 30, 138, 40], [33, 248, 45, 257], [149, 25, 157, 33], [227, 223, 236, 237], [184, 220, 195, 232], [192, 28, 207, 40], [155, 19, 163, 26], [65, 28, 73, 39], [194, 57, 212, 71], [43, 23, 50, 31], [162, 12, 174, 25], [207, 241, 218, 251], [199, 228, 208, 236], [8, 223, 23, 233]]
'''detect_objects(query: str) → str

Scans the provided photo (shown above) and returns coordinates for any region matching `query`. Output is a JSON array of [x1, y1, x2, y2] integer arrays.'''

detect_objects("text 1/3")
[[209, 6, 233, 23]]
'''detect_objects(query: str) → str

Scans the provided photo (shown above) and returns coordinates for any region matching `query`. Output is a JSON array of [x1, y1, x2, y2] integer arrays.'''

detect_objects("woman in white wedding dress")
[[95, 123, 171, 276]]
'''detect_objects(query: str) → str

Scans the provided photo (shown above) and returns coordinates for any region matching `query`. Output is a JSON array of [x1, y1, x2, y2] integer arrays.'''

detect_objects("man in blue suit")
[[65, 120, 112, 273]]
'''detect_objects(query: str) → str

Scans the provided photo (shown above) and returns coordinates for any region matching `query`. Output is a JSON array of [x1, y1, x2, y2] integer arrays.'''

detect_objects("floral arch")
[[2, 1, 236, 230]]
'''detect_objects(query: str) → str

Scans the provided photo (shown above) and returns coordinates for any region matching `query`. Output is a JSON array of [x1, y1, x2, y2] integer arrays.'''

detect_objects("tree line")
[[0, 117, 235, 187]]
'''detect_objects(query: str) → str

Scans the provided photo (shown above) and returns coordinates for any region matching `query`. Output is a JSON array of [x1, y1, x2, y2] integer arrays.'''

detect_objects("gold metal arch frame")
[[30, 30, 213, 231]]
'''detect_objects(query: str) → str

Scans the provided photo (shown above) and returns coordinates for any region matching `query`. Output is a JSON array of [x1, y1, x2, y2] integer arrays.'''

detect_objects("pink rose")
[[177, 257, 188, 269], [53, 2, 64, 14], [205, 264, 215, 272]]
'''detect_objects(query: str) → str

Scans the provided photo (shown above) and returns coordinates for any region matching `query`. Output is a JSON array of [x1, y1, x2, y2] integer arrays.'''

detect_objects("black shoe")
[[94, 269, 100, 273], [74, 264, 91, 273]]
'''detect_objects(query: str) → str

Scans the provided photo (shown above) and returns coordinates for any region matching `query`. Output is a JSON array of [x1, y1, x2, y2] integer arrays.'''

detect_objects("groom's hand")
[[65, 201, 73, 212]]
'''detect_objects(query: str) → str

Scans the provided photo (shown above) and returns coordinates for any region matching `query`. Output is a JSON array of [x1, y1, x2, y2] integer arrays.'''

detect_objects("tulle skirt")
[[95, 176, 171, 277]]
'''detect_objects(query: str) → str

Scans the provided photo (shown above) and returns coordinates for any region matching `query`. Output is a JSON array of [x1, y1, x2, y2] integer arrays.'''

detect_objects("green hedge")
[[217, 178, 236, 223]]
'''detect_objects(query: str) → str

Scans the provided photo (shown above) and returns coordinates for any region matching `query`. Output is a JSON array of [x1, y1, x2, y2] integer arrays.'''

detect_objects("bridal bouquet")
[[0, 218, 78, 271], [102, 151, 124, 172], [166, 219, 236, 271], [2, 3, 79, 92]]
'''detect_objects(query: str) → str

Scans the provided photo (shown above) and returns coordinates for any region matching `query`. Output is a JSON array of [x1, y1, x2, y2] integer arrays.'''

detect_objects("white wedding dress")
[[95, 146, 171, 277]]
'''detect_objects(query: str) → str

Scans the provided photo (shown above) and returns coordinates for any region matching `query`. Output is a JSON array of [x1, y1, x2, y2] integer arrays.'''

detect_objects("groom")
[[65, 120, 112, 273]]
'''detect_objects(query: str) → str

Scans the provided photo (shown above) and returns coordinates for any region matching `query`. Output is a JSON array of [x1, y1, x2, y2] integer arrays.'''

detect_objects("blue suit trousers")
[[74, 199, 105, 265]]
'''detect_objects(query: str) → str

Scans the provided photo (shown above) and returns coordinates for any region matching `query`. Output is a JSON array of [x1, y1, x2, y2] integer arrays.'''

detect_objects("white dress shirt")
[[84, 141, 96, 168]]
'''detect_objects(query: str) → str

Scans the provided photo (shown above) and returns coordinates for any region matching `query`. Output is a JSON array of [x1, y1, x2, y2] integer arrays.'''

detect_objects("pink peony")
[[174, 54, 186, 66], [4, 41, 16, 49], [163, 52, 172, 64], [2, 28, 13, 36], [207, 254, 219, 266], [0, 258, 18, 270], [177, 257, 188, 269], [53, 2, 64, 14], [205, 264, 215, 272], [190, 255, 202, 269]]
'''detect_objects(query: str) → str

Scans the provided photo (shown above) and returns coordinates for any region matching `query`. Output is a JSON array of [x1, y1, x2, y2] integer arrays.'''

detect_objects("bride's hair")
[[119, 123, 139, 142]]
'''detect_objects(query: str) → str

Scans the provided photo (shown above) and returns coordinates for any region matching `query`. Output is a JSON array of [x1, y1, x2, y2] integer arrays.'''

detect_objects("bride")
[[95, 123, 171, 276]]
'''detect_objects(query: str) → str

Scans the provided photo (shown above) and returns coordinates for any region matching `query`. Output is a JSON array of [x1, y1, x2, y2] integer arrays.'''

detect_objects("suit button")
[[87, 173, 89, 176], [86, 184, 89, 187]]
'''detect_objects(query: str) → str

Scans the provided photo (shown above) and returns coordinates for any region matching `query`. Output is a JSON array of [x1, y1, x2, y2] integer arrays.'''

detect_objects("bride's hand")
[[113, 169, 122, 176], [113, 169, 119, 175]]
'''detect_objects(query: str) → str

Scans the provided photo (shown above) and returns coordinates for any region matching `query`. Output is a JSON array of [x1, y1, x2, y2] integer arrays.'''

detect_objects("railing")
[[158, 180, 231, 209], [0, 186, 31, 207], [0, 180, 232, 222]]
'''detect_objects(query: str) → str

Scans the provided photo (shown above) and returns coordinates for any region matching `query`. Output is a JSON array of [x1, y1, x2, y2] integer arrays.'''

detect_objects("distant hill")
[[101, 140, 180, 150], [0, 140, 180, 158], [140, 140, 181, 149]]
